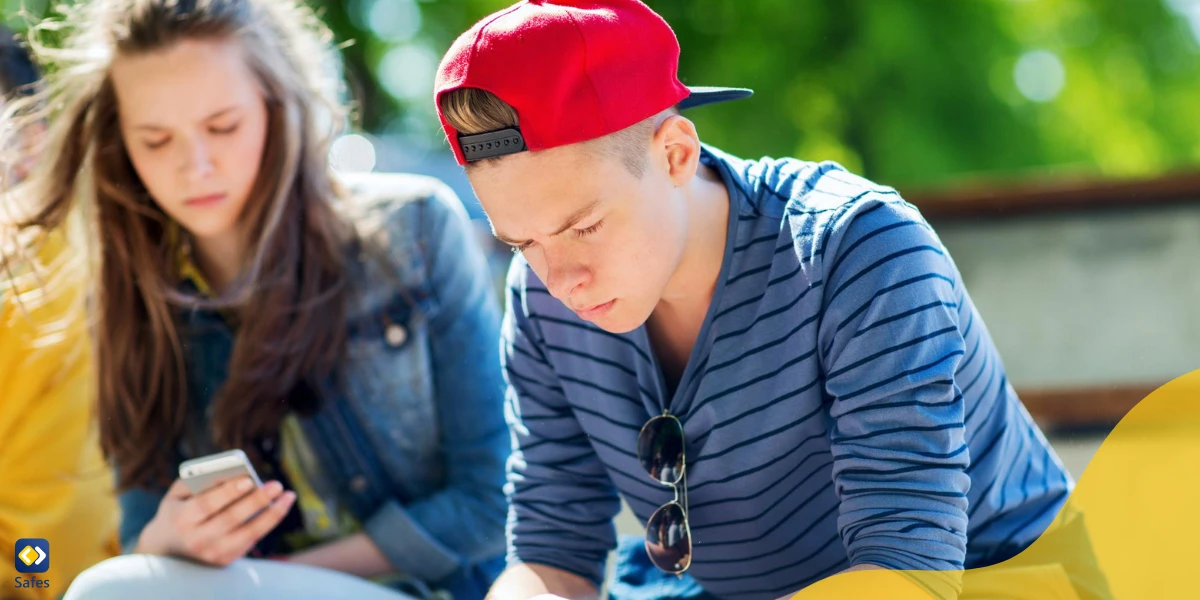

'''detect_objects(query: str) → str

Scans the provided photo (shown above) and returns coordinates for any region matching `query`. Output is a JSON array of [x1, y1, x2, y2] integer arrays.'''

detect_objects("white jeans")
[[63, 555, 416, 600]]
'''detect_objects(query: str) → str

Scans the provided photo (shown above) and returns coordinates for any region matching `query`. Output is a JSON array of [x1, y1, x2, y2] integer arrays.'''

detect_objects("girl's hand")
[[135, 476, 296, 567]]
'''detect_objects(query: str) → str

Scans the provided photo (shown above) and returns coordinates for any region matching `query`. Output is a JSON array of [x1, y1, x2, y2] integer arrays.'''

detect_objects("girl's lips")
[[185, 193, 226, 207]]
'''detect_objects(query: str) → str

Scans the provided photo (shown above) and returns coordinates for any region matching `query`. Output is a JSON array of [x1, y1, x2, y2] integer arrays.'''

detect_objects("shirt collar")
[[169, 222, 213, 296]]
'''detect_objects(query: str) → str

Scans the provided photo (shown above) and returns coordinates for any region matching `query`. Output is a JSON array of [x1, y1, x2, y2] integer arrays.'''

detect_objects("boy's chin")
[[587, 304, 653, 335]]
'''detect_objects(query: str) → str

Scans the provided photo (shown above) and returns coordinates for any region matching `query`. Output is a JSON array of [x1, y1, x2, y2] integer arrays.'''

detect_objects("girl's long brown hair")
[[1, 0, 357, 490]]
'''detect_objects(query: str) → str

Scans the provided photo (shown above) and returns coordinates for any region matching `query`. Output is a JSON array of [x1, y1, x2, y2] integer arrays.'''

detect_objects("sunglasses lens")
[[638, 415, 685, 485], [645, 501, 692, 574]]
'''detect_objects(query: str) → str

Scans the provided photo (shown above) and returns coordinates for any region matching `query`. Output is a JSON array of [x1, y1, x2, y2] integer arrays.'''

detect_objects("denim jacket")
[[116, 173, 510, 597]]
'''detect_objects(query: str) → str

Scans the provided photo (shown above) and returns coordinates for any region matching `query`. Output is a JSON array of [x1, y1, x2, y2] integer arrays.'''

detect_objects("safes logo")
[[14, 539, 48, 574]]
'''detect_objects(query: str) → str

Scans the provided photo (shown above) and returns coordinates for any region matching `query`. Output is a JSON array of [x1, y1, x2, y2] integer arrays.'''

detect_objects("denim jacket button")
[[385, 323, 408, 347], [349, 475, 369, 493]]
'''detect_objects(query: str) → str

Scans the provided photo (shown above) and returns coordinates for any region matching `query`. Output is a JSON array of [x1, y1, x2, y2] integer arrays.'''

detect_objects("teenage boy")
[[433, 2, 1082, 599]]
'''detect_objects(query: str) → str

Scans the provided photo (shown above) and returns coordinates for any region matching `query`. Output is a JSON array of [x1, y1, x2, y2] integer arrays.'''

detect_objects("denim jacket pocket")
[[342, 296, 441, 482]]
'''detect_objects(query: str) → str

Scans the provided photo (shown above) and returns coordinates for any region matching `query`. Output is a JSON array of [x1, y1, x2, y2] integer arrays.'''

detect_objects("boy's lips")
[[575, 299, 616, 320]]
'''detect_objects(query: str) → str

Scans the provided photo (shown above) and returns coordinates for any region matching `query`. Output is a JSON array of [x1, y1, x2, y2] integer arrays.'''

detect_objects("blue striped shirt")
[[500, 146, 1072, 599]]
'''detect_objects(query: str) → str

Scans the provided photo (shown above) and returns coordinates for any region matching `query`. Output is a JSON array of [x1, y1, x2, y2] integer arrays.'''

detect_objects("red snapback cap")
[[434, 0, 752, 165]]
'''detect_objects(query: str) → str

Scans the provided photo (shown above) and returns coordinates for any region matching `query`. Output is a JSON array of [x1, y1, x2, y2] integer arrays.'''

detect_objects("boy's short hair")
[[0, 24, 40, 96], [439, 87, 663, 178]]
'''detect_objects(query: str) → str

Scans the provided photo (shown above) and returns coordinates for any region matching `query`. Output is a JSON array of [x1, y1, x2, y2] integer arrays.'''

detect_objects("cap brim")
[[678, 86, 754, 110]]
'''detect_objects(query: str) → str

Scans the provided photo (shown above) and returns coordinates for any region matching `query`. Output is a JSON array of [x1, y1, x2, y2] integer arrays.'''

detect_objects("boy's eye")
[[575, 219, 605, 238]]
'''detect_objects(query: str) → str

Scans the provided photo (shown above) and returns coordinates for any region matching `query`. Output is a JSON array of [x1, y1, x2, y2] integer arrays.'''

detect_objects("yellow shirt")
[[0, 233, 119, 598]]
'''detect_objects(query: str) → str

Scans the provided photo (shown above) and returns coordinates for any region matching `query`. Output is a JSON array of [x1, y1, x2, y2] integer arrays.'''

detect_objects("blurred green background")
[[6, 0, 1200, 192]]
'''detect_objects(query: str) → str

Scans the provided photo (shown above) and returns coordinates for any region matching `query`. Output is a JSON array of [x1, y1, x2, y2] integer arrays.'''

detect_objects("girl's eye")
[[210, 122, 240, 135], [145, 138, 170, 150]]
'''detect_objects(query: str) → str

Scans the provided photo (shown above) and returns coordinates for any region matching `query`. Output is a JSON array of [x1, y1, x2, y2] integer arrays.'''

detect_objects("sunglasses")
[[637, 413, 692, 575]]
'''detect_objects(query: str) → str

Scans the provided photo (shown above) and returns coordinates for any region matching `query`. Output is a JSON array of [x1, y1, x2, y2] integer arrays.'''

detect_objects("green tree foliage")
[[8, 0, 1199, 189]]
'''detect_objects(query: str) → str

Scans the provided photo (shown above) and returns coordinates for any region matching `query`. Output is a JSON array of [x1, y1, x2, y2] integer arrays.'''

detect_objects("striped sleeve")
[[500, 261, 622, 587], [816, 197, 971, 587]]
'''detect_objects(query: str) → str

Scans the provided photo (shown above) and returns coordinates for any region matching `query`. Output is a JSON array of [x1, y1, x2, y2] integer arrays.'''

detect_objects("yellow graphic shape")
[[18, 545, 36, 567], [789, 369, 1200, 599]]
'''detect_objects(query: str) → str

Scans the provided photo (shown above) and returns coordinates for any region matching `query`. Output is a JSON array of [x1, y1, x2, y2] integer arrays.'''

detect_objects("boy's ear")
[[655, 115, 702, 187]]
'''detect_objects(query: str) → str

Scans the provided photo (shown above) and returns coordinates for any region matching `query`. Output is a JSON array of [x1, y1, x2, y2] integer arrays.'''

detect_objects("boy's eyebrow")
[[494, 200, 601, 246]]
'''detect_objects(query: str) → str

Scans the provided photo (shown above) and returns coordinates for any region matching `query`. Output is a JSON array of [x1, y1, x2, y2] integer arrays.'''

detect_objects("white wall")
[[929, 203, 1200, 389]]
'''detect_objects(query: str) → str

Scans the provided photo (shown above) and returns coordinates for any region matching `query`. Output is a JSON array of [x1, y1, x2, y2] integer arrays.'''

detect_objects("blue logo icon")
[[14, 539, 49, 574]]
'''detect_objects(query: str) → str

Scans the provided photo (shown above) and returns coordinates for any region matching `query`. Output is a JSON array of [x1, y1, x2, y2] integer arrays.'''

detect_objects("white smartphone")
[[178, 449, 263, 495]]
